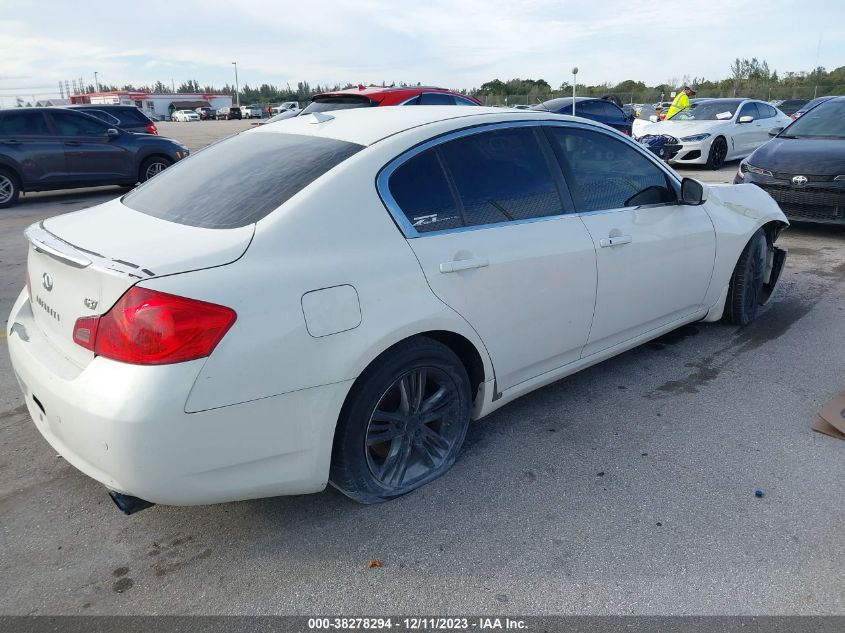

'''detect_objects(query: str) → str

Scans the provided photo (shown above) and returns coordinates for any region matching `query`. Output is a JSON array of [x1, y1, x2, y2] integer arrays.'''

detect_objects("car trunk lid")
[[27, 198, 253, 366]]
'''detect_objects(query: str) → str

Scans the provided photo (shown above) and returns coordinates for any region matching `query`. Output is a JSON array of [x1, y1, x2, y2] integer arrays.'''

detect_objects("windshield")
[[301, 95, 376, 114], [781, 100, 845, 139], [671, 100, 743, 121]]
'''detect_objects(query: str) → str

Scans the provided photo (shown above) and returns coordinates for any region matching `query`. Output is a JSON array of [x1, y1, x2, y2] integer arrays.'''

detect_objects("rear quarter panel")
[[143, 137, 494, 413]]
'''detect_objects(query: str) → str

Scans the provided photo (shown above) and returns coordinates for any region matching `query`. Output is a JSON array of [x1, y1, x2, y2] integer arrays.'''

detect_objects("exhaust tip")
[[109, 491, 155, 515]]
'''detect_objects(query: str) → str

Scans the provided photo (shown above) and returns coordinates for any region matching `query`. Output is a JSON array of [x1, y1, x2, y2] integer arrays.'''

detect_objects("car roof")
[[256, 105, 588, 147]]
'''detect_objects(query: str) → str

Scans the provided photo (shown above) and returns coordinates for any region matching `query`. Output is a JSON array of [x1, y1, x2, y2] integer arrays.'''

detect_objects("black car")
[[736, 96, 845, 224], [64, 104, 158, 134], [216, 107, 242, 120], [195, 106, 216, 120], [0, 108, 188, 208], [773, 99, 809, 116], [532, 97, 633, 135], [792, 96, 836, 120]]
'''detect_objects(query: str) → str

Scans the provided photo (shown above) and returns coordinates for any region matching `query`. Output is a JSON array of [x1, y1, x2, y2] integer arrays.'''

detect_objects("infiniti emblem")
[[41, 272, 53, 292], [792, 175, 808, 187]]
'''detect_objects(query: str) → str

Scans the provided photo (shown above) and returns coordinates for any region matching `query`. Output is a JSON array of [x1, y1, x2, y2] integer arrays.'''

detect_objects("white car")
[[638, 98, 792, 169], [241, 105, 264, 119], [172, 109, 200, 122], [272, 101, 300, 114], [8, 107, 788, 512]]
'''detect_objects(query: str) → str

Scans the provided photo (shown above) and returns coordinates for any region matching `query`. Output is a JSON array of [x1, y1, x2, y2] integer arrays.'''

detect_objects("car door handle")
[[64, 141, 80, 147], [439, 258, 489, 273], [3, 139, 22, 145], [599, 235, 632, 248]]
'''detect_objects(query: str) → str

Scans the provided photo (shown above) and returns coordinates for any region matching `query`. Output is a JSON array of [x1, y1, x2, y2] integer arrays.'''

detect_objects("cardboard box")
[[812, 391, 845, 441]]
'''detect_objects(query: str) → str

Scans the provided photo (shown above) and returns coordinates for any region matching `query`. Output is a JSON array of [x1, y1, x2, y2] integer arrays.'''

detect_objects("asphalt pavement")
[[1, 120, 843, 616]]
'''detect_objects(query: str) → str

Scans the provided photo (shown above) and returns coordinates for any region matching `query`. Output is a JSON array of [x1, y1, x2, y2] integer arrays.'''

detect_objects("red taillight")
[[789, 114, 797, 121], [72, 287, 236, 365], [147, 123, 158, 135], [623, 128, 630, 136]]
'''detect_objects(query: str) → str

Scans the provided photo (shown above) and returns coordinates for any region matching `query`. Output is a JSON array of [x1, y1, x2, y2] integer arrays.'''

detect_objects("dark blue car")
[[532, 97, 633, 136]]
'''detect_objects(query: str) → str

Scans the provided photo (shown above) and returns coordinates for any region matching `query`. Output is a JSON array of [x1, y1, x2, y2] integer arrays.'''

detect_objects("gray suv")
[[0, 108, 188, 208]]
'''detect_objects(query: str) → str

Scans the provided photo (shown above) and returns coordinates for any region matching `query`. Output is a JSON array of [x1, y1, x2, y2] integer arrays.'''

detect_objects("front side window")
[[547, 127, 674, 212], [48, 111, 108, 136], [386, 126, 566, 233], [738, 102, 759, 120], [0, 111, 49, 136], [123, 132, 364, 228]]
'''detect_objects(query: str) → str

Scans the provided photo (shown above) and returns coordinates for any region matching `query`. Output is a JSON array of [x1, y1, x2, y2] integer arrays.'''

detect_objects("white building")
[[71, 91, 233, 120]]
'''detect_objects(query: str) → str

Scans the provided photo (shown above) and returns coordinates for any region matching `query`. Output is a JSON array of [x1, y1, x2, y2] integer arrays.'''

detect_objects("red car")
[[300, 85, 482, 114]]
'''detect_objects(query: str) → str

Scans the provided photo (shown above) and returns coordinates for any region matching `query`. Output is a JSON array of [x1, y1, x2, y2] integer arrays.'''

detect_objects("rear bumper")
[[7, 290, 352, 506]]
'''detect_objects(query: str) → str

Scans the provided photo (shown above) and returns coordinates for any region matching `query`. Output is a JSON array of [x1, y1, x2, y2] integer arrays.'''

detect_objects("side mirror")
[[768, 127, 784, 137], [681, 178, 706, 205], [106, 128, 120, 139], [738, 115, 754, 124]]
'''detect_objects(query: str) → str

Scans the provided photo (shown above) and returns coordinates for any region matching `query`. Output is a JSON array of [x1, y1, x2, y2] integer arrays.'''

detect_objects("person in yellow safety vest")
[[664, 86, 696, 120]]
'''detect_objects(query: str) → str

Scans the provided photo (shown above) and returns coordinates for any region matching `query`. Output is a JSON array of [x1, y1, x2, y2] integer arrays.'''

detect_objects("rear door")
[[546, 125, 715, 356], [45, 110, 134, 183], [382, 124, 597, 391], [0, 110, 67, 187]]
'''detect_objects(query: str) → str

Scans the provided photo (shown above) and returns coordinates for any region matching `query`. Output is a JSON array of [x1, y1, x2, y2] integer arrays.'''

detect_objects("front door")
[[383, 125, 598, 392], [545, 125, 716, 356], [45, 110, 134, 183]]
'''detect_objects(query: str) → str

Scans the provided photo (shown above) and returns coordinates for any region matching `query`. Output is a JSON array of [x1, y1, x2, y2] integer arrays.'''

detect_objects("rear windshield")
[[301, 95, 376, 114], [122, 132, 364, 228]]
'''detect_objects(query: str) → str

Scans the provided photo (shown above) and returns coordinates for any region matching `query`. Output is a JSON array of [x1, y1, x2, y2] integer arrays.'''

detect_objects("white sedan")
[[171, 109, 200, 122], [637, 98, 792, 169], [8, 107, 788, 512]]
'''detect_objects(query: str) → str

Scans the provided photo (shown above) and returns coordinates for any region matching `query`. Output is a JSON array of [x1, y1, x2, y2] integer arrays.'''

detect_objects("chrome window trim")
[[376, 118, 682, 238]]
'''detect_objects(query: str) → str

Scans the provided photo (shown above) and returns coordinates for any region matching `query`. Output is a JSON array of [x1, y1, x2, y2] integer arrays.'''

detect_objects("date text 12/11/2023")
[[307, 617, 528, 630]]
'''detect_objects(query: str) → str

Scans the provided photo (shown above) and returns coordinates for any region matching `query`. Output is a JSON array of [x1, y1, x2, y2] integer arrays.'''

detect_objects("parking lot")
[[1, 120, 843, 616]]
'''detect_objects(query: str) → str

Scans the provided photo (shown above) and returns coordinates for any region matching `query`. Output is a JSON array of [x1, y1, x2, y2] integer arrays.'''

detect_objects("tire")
[[722, 228, 768, 325], [139, 156, 172, 183], [0, 168, 21, 209], [706, 136, 728, 170], [330, 338, 472, 504]]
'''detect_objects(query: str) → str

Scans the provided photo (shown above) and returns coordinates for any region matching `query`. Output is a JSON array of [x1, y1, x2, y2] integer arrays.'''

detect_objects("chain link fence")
[[477, 86, 843, 107]]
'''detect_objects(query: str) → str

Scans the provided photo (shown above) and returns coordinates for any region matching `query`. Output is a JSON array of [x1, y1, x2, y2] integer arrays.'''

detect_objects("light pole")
[[232, 62, 240, 107], [571, 67, 578, 116], [94, 71, 99, 93]]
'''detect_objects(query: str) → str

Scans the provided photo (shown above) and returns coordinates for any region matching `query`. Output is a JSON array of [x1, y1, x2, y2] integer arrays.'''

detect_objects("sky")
[[0, 0, 843, 106]]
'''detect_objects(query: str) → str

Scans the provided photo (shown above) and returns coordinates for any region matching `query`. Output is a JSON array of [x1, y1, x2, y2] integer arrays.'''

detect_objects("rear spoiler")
[[25, 223, 91, 269]]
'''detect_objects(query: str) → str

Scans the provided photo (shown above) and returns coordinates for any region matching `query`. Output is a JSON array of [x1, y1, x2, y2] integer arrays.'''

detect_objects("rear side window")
[[419, 93, 455, 105], [84, 109, 121, 125], [387, 126, 565, 233], [123, 132, 364, 229], [0, 111, 49, 135], [389, 150, 461, 232], [117, 108, 152, 124], [440, 128, 564, 226], [547, 127, 674, 211]]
